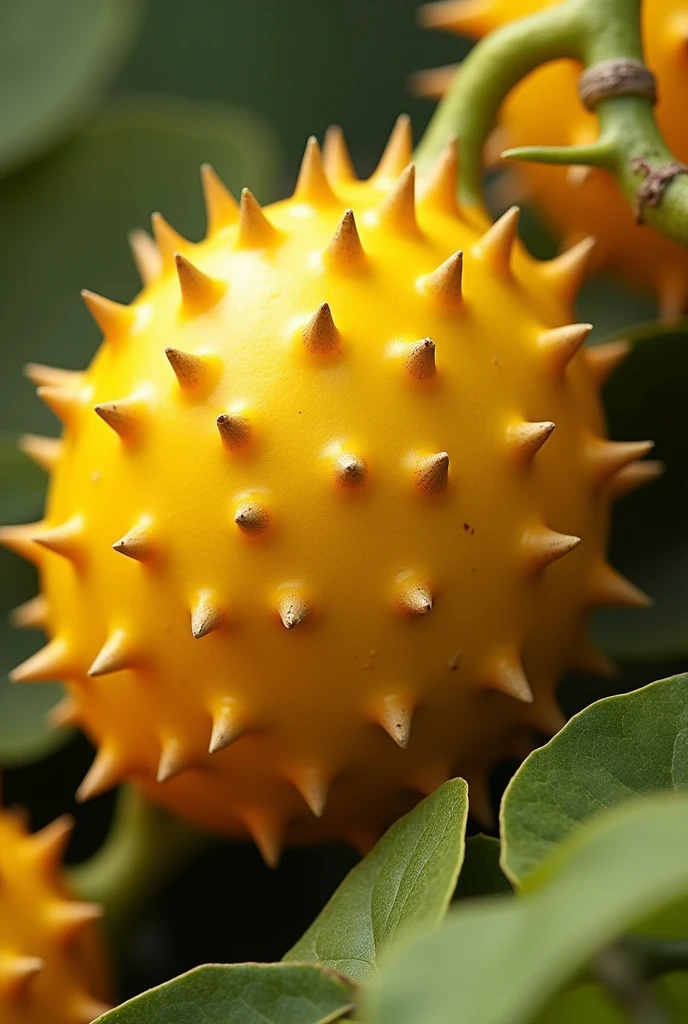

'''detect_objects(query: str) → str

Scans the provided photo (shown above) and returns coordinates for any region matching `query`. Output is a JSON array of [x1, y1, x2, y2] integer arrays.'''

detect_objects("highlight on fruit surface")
[[417, 0, 688, 317], [1, 115, 658, 864], [0, 801, 110, 1023]]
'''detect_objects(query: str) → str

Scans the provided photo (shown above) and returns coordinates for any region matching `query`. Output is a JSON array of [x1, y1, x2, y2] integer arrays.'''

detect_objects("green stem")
[[69, 786, 210, 945], [416, 0, 688, 248]]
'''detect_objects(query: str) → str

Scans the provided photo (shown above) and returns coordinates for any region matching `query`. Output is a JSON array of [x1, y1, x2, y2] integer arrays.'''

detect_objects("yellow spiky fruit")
[[418, 0, 688, 318], [3, 120, 657, 863], [0, 805, 110, 1023]]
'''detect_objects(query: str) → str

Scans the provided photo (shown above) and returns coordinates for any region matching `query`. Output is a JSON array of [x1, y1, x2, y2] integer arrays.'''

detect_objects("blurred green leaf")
[[501, 674, 688, 885], [285, 779, 468, 982], [591, 322, 688, 659], [454, 835, 512, 902], [0, 0, 142, 179], [96, 963, 353, 1024], [0, 97, 282, 435], [0, 437, 69, 765], [367, 796, 688, 1024]]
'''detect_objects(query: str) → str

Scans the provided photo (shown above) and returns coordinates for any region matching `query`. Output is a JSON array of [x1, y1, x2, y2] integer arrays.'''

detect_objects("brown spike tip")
[[472, 206, 520, 275], [414, 451, 449, 494], [234, 501, 270, 535], [375, 694, 413, 748], [374, 114, 413, 181], [325, 209, 366, 270], [236, 189, 278, 249], [302, 302, 341, 354], [377, 164, 419, 235], [538, 323, 592, 375], [217, 411, 253, 451], [174, 253, 226, 314], [191, 591, 225, 639], [209, 701, 247, 753], [81, 290, 135, 340], [294, 136, 337, 205], [422, 250, 463, 307], [201, 163, 239, 234], [507, 420, 555, 464]]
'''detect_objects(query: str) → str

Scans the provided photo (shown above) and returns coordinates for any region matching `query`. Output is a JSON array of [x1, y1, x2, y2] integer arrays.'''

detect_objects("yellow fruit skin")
[[3, 125, 653, 859], [420, 0, 688, 317], [0, 808, 110, 1023]]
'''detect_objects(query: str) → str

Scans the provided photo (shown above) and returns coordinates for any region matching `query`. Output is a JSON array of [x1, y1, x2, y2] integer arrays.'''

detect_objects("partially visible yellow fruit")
[[0, 804, 110, 1023], [3, 119, 656, 863], [419, 0, 688, 317]]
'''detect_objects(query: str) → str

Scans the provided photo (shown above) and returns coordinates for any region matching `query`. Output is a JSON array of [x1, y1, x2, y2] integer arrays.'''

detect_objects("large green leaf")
[[0, 0, 142, 178], [284, 779, 468, 982], [591, 323, 688, 659], [0, 97, 281, 436], [0, 438, 68, 765], [501, 674, 688, 885], [96, 963, 353, 1024], [367, 796, 688, 1024]]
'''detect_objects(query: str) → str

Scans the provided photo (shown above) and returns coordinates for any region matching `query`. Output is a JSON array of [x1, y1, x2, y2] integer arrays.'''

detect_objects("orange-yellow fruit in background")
[[419, 0, 688, 317], [0, 805, 110, 1023], [2, 118, 656, 864]]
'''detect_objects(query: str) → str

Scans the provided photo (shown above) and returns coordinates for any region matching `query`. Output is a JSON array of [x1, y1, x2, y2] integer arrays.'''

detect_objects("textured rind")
[[0, 808, 110, 1023], [419, 0, 688, 317], [4, 123, 655, 857]]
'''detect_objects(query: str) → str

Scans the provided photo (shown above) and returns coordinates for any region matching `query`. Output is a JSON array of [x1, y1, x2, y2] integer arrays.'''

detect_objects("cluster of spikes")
[[0, 811, 108, 1021], [1, 119, 662, 853]]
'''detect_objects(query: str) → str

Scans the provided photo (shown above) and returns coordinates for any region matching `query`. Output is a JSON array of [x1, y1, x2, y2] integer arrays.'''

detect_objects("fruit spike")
[[217, 412, 253, 451], [0, 955, 44, 999], [375, 694, 413, 748], [81, 290, 135, 341], [129, 227, 162, 286], [151, 211, 188, 267], [10, 593, 48, 630], [19, 433, 62, 472], [590, 563, 652, 609], [422, 250, 463, 306], [288, 764, 330, 818], [334, 452, 367, 487], [236, 189, 278, 249], [302, 302, 340, 354], [49, 900, 103, 944], [33, 516, 84, 561], [377, 164, 419, 235], [507, 420, 555, 463], [27, 814, 74, 871], [0, 521, 43, 564], [322, 124, 357, 184], [76, 748, 123, 803], [165, 347, 217, 390], [414, 451, 450, 494], [402, 337, 436, 379], [24, 363, 82, 389], [112, 519, 155, 561], [5, 121, 652, 852], [201, 163, 239, 234], [609, 459, 664, 498], [174, 254, 226, 314], [540, 236, 596, 307], [472, 206, 520, 275], [522, 527, 581, 575], [294, 136, 337, 206], [325, 209, 366, 270], [585, 339, 631, 387], [588, 439, 654, 486], [37, 386, 82, 426], [277, 592, 312, 630], [10, 639, 71, 684], [209, 701, 246, 753], [241, 808, 283, 868], [94, 396, 143, 441], [88, 629, 136, 677], [374, 114, 413, 182], [191, 591, 225, 639], [538, 323, 592, 375], [157, 738, 191, 783], [419, 136, 459, 215], [418, 0, 490, 34]]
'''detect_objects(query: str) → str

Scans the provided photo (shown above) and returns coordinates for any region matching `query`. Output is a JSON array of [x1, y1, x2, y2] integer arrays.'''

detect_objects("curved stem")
[[69, 786, 210, 946], [416, 0, 688, 248], [415, 0, 585, 201]]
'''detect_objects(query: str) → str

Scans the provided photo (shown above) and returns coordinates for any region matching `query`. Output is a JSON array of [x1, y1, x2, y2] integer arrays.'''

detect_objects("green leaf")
[[591, 322, 688, 659], [284, 779, 468, 982], [454, 835, 512, 901], [0, 438, 68, 765], [0, 97, 282, 436], [367, 796, 688, 1024], [501, 673, 688, 885], [96, 962, 353, 1024], [0, 0, 142, 178]]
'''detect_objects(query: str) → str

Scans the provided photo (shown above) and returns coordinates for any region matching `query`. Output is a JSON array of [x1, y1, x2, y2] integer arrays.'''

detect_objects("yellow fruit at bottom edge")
[[0, 805, 110, 1023], [3, 120, 656, 864], [419, 0, 688, 317]]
